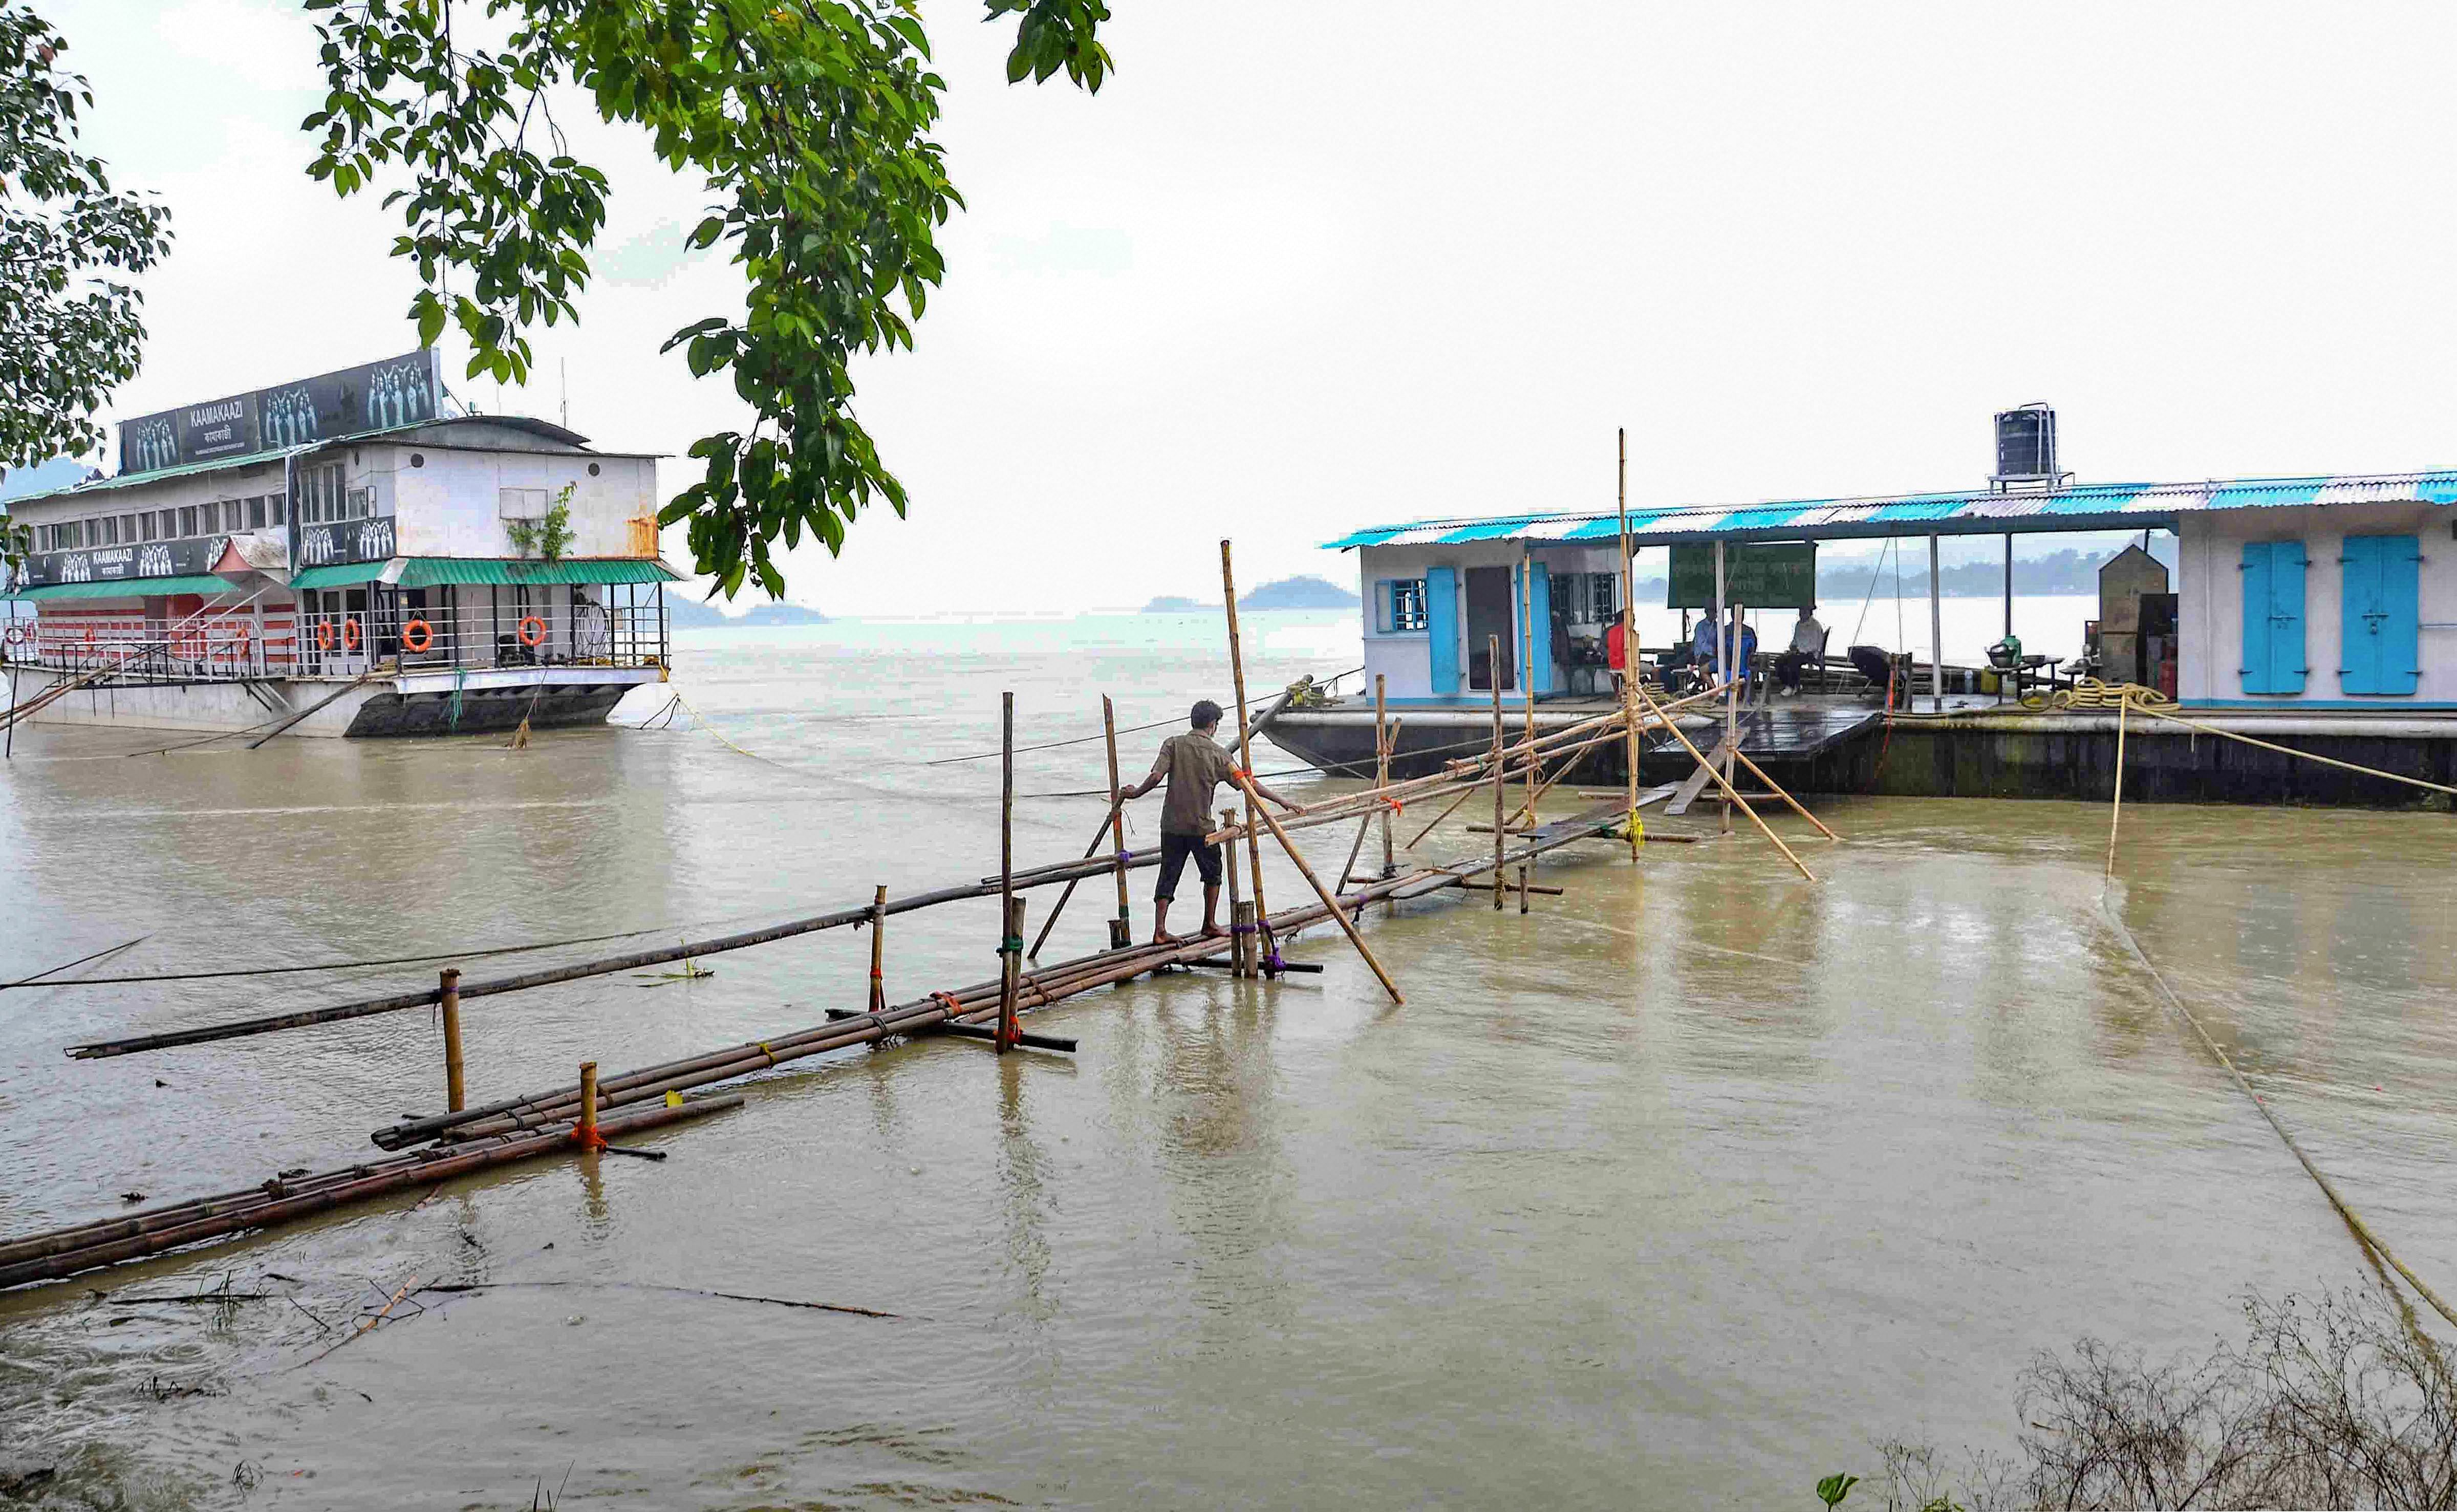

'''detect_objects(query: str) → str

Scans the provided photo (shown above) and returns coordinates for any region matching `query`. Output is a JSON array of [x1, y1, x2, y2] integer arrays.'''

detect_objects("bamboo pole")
[[0, 1096, 743, 1290], [1619, 427, 1640, 862], [1103, 695, 1131, 950], [577, 1061, 600, 1148], [1230, 769, 1404, 1004], [998, 895, 1025, 1053], [1629, 679, 1818, 882], [2106, 690, 2128, 878], [1220, 541, 1274, 974], [1489, 636, 1505, 912], [2128, 702, 2457, 797], [867, 886, 887, 1012], [1220, 806, 1246, 974], [439, 967, 465, 1114], [1715, 544, 1731, 834], [1334, 812, 1375, 894], [1730, 748, 1839, 840], [1519, 558, 1537, 913], [1375, 675, 1394, 885], [999, 692, 1019, 1052]]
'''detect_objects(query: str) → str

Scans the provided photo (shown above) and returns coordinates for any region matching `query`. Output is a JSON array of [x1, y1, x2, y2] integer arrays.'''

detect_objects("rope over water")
[[2102, 888, 2457, 1333]]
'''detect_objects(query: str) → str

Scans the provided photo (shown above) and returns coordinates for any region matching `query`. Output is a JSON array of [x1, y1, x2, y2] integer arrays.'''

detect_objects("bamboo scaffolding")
[[70, 689, 1700, 1066], [16, 807, 1644, 1289], [1630, 679, 1818, 882], [1518, 564, 1537, 913], [1729, 748, 1840, 841], [1232, 768, 1404, 1004], [1221, 807, 1248, 974]]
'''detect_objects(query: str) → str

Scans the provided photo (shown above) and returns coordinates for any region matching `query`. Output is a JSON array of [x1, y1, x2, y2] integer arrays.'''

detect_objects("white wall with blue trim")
[[2178, 502, 2456, 706], [1354, 541, 1625, 701]]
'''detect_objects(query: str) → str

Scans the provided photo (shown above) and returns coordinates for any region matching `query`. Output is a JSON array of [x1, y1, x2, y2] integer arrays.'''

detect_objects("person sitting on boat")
[[1775, 605, 1825, 695], [1699, 607, 1755, 684], [1114, 699, 1303, 944]]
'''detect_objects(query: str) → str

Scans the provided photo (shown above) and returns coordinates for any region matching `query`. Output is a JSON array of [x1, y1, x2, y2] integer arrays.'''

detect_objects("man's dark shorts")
[[1154, 831, 1222, 901]]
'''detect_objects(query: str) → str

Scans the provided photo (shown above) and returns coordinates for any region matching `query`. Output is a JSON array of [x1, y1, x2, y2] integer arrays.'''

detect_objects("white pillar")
[[1929, 534, 1944, 705]]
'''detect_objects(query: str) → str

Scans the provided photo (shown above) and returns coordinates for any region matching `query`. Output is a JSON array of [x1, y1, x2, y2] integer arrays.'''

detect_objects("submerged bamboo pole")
[[1375, 675, 1394, 887], [1220, 541, 1274, 974], [1221, 807, 1248, 974], [1231, 769, 1404, 1004], [867, 886, 887, 1012], [0, 1095, 743, 1290], [999, 693, 1020, 1052], [577, 1062, 601, 1148], [1489, 636, 1505, 912], [1104, 695, 1131, 950], [439, 968, 465, 1114], [1519, 559, 1537, 913], [998, 895, 1025, 1053], [1730, 748, 1840, 841], [1619, 427, 1640, 862], [2106, 690, 2128, 878], [1630, 678, 1817, 883]]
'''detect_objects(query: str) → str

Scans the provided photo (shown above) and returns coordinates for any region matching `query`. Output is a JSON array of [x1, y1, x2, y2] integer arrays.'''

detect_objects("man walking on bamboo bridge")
[[1115, 700, 1301, 943]]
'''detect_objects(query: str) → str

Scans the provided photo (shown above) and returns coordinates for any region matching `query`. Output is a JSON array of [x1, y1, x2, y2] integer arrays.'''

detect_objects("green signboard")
[[1666, 543, 1817, 610]]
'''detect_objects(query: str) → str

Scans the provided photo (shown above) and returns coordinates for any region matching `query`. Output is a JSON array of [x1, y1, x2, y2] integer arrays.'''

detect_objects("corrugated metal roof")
[[289, 563, 391, 590], [389, 557, 679, 588], [1319, 469, 2457, 550], [7, 574, 242, 602]]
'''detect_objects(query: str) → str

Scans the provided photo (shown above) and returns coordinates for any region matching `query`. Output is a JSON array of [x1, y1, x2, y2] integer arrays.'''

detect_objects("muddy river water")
[[1, 611, 2451, 1508]]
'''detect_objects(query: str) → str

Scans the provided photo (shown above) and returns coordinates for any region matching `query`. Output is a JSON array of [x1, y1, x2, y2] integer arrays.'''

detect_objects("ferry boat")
[[2, 351, 676, 738]]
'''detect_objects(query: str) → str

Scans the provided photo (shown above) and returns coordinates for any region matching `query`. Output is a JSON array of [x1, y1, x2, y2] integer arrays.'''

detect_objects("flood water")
[[2, 609, 2452, 1509]]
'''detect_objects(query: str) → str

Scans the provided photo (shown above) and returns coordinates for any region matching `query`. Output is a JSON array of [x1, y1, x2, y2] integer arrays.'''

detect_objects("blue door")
[[2340, 534, 2421, 696], [2239, 541, 2307, 696], [1425, 565, 1460, 696]]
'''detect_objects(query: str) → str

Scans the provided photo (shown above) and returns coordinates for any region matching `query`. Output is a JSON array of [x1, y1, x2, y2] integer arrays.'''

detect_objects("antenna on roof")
[[561, 357, 569, 429]]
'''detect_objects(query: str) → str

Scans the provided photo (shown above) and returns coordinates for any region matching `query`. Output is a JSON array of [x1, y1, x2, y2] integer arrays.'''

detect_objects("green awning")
[[289, 562, 392, 590], [7, 574, 243, 602], [391, 557, 680, 588], [288, 557, 679, 591]]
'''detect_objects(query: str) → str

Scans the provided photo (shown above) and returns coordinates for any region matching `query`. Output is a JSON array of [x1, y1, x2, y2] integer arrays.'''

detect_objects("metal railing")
[[295, 592, 667, 678], [3, 623, 293, 683]]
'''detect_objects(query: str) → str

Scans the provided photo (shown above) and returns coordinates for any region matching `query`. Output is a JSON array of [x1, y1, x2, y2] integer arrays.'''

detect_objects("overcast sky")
[[28, 1, 2457, 612]]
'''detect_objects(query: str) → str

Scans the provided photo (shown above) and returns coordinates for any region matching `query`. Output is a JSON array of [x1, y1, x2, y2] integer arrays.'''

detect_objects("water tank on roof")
[[1993, 404, 2058, 484]]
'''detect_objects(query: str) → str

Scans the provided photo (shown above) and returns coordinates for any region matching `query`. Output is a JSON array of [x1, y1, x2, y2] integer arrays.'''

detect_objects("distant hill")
[[666, 597, 829, 628], [1236, 575, 1359, 610], [1139, 595, 1214, 614]]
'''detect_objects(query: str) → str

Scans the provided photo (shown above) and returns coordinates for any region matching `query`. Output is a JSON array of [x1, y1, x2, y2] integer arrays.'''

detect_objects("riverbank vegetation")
[[1827, 1287, 2457, 1510]]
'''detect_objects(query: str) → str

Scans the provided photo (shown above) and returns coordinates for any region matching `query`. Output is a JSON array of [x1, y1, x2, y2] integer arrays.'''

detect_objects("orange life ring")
[[2, 623, 24, 646], [517, 615, 547, 647], [315, 621, 333, 651], [401, 617, 433, 653], [340, 617, 361, 652], [84, 627, 96, 646]]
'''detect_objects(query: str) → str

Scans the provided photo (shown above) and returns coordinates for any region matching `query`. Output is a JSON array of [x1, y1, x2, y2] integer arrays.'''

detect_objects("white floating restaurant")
[[2, 351, 677, 738], [1269, 412, 2457, 806]]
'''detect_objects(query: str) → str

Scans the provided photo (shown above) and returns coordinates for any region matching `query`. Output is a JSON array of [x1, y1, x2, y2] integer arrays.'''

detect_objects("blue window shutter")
[[1425, 566, 1460, 695], [1528, 563, 1554, 694], [2341, 534, 2420, 695], [2240, 541, 2307, 695], [2239, 542, 2273, 693]]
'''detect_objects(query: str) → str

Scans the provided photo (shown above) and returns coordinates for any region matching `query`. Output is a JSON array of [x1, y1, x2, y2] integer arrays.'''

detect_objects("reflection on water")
[[1, 611, 2452, 1507]]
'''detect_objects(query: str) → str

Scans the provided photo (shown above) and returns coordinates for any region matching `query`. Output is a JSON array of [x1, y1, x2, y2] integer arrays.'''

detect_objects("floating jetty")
[[7, 540, 1785, 1291]]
